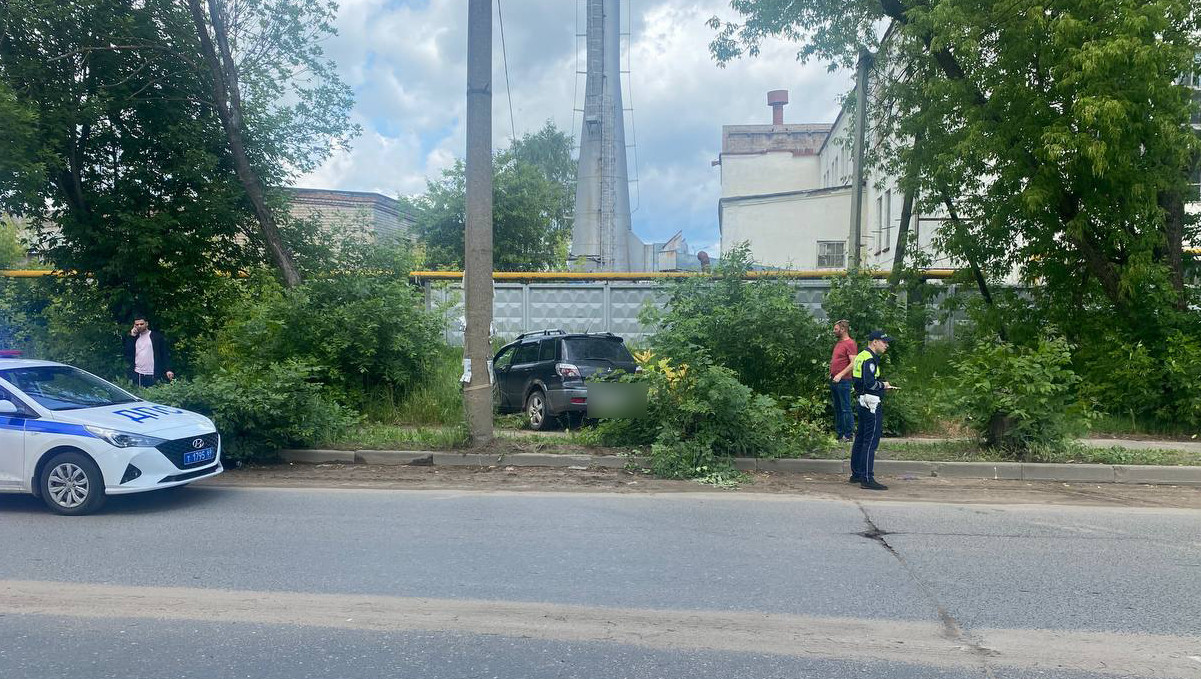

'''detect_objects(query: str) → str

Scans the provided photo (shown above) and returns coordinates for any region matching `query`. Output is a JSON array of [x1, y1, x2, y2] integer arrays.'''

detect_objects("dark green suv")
[[492, 330, 638, 430]]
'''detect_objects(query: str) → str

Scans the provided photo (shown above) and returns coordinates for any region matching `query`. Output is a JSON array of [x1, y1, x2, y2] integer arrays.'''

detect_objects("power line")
[[497, 0, 517, 141]]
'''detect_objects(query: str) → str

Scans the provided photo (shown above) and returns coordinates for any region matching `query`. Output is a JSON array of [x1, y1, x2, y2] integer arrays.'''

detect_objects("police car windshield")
[[0, 366, 140, 411]]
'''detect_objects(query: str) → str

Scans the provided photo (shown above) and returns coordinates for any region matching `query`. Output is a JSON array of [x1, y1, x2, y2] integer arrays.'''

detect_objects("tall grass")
[[361, 346, 465, 425]]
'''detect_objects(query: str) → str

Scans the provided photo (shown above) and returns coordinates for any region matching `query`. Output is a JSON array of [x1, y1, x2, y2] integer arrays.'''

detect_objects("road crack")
[[855, 502, 999, 678]]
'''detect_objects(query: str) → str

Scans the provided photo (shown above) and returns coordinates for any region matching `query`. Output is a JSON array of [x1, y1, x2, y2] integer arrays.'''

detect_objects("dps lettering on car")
[[113, 405, 188, 424], [0, 359, 223, 515]]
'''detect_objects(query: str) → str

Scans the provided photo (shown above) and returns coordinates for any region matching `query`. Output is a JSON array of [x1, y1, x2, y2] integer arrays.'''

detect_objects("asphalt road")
[[1, 485, 1199, 678]]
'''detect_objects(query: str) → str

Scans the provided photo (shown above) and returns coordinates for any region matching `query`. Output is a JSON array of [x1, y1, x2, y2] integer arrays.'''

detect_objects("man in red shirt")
[[828, 320, 857, 442]]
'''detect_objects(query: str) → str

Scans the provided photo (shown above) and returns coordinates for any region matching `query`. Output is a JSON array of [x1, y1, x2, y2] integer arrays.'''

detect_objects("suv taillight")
[[556, 363, 581, 379]]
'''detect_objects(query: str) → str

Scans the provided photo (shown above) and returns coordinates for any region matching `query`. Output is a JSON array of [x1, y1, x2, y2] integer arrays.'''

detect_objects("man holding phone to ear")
[[850, 330, 897, 490], [123, 314, 175, 388]]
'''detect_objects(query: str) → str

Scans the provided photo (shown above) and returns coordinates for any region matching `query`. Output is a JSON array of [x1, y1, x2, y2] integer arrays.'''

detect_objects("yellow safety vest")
[[851, 350, 877, 379]]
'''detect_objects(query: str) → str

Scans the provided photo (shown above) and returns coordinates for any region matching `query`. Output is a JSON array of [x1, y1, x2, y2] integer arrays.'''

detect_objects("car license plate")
[[183, 447, 215, 465]]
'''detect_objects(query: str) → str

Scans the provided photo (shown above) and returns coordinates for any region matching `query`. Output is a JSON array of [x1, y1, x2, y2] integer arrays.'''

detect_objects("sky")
[[298, 0, 852, 256]]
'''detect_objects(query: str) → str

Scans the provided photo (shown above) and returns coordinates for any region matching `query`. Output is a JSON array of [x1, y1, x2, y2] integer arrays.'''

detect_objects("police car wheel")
[[40, 451, 106, 516]]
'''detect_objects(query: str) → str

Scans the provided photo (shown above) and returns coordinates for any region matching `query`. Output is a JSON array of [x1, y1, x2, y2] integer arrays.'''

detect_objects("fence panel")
[[425, 280, 962, 345]]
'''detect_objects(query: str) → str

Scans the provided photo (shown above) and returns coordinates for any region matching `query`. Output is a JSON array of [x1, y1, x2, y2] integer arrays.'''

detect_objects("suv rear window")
[[563, 338, 633, 363]]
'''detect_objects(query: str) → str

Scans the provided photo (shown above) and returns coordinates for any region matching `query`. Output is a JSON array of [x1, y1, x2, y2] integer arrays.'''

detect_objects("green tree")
[[0, 0, 259, 345], [710, 0, 1201, 339], [410, 122, 575, 271], [0, 0, 357, 362], [641, 242, 829, 397], [0, 215, 28, 269], [822, 270, 910, 358], [184, 0, 358, 287], [0, 80, 41, 208]]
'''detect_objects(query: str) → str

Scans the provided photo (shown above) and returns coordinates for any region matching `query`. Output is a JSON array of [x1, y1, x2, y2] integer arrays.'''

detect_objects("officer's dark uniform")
[[850, 333, 891, 488]]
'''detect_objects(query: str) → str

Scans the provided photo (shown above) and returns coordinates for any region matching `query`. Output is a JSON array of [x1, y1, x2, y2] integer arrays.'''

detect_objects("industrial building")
[[716, 89, 951, 272], [719, 54, 1200, 271], [286, 188, 415, 244]]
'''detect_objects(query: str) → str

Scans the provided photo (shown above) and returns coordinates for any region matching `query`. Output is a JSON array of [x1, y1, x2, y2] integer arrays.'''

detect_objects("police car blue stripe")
[[0, 417, 99, 438], [25, 420, 98, 437]]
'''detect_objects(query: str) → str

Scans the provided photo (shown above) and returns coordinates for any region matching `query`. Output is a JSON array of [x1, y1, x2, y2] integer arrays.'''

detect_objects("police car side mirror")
[[0, 400, 19, 415]]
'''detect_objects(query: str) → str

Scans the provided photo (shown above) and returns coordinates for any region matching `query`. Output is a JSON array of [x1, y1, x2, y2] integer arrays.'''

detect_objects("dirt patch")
[[203, 463, 1201, 508]]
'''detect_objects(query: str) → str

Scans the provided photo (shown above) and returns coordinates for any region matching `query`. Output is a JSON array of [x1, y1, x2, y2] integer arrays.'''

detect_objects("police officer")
[[850, 330, 896, 490]]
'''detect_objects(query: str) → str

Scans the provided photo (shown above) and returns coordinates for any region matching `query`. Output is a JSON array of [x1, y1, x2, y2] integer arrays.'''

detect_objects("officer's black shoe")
[[860, 479, 889, 491], [848, 475, 865, 484]]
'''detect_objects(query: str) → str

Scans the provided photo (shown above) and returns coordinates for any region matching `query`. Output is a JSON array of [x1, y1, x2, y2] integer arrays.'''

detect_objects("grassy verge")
[[874, 440, 1201, 466], [1078, 414, 1198, 440], [316, 422, 599, 451], [314, 423, 1199, 466]]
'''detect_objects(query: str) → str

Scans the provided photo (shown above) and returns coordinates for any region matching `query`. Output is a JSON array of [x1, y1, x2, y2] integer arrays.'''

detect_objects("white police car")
[[0, 359, 222, 515]]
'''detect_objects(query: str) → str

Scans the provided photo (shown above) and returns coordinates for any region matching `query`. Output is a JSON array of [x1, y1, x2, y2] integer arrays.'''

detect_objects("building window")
[[1190, 161, 1201, 202], [874, 196, 883, 255], [817, 241, 846, 269], [882, 190, 892, 253]]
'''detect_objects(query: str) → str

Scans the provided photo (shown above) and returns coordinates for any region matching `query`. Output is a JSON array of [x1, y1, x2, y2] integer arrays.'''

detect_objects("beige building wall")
[[720, 153, 821, 198], [721, 189, 853, 269]]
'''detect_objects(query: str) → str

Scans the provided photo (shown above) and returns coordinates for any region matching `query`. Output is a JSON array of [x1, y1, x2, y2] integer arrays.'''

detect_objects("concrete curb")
[[276, 450, 1201, 486]]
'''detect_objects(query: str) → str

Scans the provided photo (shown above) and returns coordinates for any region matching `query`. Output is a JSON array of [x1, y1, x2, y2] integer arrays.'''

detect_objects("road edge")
[[276, 450, 1201, 486]]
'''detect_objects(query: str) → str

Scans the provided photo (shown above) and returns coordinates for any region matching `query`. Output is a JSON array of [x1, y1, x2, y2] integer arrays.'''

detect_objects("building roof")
[[286, 188, 413, 222], [720, 124, 833, 157]]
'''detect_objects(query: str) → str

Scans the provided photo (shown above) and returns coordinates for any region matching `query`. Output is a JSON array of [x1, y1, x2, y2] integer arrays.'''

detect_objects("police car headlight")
[[85, 426, 167, 448]]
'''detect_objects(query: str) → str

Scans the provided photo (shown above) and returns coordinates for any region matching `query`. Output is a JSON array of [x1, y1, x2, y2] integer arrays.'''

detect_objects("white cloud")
[[299, 0, 852, 250]]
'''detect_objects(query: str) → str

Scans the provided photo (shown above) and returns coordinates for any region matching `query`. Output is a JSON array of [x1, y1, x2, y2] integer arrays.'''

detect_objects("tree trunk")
[[888, 130, 922, 289], [940, 193, 1007, 342], [186, 0, 302, 288], [1159, 184, 1189, 312], [888, 184, 915, 288]]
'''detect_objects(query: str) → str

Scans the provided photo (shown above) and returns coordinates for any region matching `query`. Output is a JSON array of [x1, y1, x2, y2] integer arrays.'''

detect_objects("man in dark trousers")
[[123, 314, 174, 387], [828, 320, 857, 443], [850, 331, 895, 490]]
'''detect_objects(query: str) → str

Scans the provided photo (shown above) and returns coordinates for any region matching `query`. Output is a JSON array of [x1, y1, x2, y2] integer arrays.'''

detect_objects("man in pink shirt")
[[123, 315, 175, 388], [828, 320, 857, 442]]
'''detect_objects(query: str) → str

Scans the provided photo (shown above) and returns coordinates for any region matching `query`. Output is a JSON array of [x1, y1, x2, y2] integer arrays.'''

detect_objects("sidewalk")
[[879, 437, 1201, 453], [279, 448, 1201, 486]]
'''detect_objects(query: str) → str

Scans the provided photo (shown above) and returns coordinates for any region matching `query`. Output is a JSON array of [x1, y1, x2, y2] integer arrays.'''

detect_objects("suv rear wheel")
[[526, 389, 554, 431]]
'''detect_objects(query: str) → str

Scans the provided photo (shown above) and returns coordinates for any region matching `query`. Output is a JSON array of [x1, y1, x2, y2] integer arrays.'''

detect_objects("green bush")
[[879, 340, 964, 436], [777, 392, 840, 454], [1072, 330, 1201, 432], [1074, 336, 1162, 423], [822, 269, 912, 362], [1161, 331, 1201, 428], [948, 336, 1087, 456], [592, 357, 831, 483], [0, 269, 251, 381], [207, 271, 444, 405], [142, 361, 359, 463], [640, 243, 827, 397], [0, 277, 118, 375]]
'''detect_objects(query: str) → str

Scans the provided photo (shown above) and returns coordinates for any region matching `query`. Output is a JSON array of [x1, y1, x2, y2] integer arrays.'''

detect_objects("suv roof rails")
[[515, 328, 567, 341]]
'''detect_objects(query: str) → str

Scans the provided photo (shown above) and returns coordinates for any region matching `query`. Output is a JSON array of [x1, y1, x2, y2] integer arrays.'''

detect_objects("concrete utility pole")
[[848, 47, 873, 271], [463, 0, 494, 446]]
